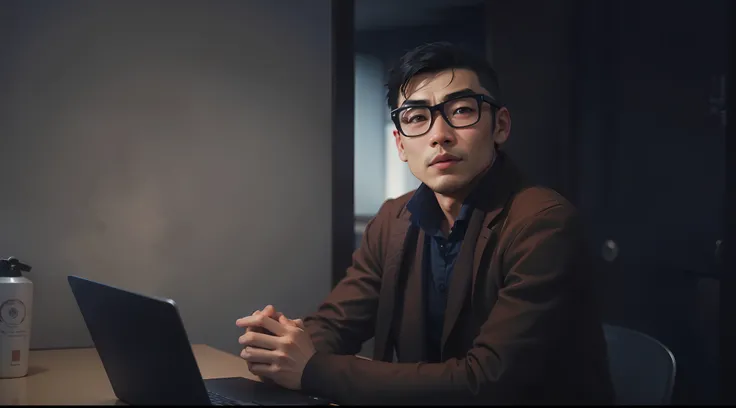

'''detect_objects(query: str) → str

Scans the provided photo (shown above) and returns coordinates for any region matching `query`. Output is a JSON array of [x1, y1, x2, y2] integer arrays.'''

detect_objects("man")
[[235, 42, 615, 405]]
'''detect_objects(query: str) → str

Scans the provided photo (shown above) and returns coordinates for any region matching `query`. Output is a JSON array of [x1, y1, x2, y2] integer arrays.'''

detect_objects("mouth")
[[429, 154, 462, 169]]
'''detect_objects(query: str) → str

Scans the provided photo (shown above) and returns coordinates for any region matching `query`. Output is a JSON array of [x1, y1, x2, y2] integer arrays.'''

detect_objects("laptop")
[[67, 275, 333, 406]]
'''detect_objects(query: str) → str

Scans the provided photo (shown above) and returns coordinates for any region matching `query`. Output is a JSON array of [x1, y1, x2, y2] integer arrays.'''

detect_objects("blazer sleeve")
[[301, 200, 393, 356], [300, 204, 586, 405]]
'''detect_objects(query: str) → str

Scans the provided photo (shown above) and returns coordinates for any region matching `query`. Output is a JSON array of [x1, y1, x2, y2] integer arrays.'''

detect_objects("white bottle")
[[0, 257, 33, 378]]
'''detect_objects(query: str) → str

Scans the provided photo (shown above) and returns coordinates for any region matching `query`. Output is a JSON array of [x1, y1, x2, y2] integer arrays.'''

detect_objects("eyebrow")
[[401, 88, 477, 107]]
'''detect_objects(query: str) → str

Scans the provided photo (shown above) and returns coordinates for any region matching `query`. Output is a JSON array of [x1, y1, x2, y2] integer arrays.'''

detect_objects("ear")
[[393, 129, 408, 162], [492, 107, 511, 146]]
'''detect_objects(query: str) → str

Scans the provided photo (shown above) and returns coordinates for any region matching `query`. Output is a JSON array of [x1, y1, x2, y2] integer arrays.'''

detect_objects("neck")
[[433, 154, 496, 233], [434, 195, 464, 234]]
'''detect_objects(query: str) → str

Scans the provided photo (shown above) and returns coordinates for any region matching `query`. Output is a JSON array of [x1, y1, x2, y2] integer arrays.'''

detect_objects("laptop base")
[[205, 377, 331, 406]]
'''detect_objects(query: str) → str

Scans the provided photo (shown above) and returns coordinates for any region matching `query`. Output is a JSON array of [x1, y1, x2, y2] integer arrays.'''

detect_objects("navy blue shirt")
[[406, 186, 475, 363]]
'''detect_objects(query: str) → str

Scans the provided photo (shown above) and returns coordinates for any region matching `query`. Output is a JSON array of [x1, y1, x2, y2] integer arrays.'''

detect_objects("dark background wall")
[[355, 20, 486, 79], [485, 0, 576, 199], [486, 0, 726, 403]]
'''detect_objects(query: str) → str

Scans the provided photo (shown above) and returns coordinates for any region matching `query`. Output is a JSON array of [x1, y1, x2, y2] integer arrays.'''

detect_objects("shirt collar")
[[406, 183, 443, 235], [406, 155, 498, 235]]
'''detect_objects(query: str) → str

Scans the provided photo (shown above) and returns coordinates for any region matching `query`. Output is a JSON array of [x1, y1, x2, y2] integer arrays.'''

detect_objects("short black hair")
[[385, 41, 502, 111]]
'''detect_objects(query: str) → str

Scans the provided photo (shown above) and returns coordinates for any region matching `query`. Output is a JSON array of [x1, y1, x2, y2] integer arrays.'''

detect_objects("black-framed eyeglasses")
[[390, 93, 502, 137]]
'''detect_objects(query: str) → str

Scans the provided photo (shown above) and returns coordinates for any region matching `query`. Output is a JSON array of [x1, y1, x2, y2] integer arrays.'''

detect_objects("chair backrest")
[[603, 324, 677, 405]]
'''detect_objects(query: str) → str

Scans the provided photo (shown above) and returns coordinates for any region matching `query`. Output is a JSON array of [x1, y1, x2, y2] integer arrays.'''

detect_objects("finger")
[[264, 305, 288, 320], [278, 315, 305, 330], [262, 305, 284, 320], [245, 311, 265, 333], [237, 308, 283, 327], [237, 313, 271, 328], [262, 305, 275, 316], [249, 363, 278, 377], [258, 314, 290, 336], [279, 315, 297, 327], [236, 309, 264, 326], [238, 314, 289, 336], [238, 331, 281, 349], [236, 315, 255, 327], [246, 318, 270, 335], [245, 361, 274, 382], [246, 317, 270, 334], [240, 346, 282, 364]]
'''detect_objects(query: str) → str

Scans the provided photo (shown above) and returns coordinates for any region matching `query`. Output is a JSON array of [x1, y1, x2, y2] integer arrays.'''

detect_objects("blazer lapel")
[[396, 227, 426, 363], [440, 152, 525, 354], [440, 207, 485, 351], [373, 210, 414, 362], [472, 208, 505, 296]]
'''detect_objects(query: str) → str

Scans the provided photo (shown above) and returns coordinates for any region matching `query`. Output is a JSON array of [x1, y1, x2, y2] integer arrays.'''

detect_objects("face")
[[393, 69, 511, 197]]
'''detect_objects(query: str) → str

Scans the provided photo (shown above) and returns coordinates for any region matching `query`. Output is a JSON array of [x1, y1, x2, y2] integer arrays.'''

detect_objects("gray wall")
[[0, 0, 333, 356]]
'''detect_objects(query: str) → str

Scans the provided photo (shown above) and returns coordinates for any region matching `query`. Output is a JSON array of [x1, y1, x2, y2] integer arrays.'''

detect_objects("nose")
[[427, 113, 457, 147]]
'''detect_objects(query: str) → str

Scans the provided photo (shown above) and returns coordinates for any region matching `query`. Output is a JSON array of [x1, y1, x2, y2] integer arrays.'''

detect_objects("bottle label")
[[0, 299, 27, 333]]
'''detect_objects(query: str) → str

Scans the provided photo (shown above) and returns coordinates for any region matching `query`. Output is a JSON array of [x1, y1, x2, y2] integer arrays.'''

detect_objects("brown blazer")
[[302, 152, 615, 405]]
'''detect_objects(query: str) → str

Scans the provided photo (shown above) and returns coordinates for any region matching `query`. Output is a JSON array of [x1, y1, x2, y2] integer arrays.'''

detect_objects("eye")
[[401, 110, 428, 124], [453, 106, 475, 115]]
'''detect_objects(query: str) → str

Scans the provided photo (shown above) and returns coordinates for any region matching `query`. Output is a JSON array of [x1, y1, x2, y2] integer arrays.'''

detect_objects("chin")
[[426, 175, 472, 195]]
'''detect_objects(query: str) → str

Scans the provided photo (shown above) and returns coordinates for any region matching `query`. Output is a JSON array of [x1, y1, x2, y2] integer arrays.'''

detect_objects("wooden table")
[[0, 344, 259, 405]]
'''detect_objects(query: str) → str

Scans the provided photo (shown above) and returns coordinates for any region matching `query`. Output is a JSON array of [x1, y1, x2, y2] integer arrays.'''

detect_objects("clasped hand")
[[235, 305, 316, 390]]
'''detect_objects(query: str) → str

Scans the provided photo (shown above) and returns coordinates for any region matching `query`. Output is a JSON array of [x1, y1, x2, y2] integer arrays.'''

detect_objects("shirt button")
[[438, 283, 447, 293]]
